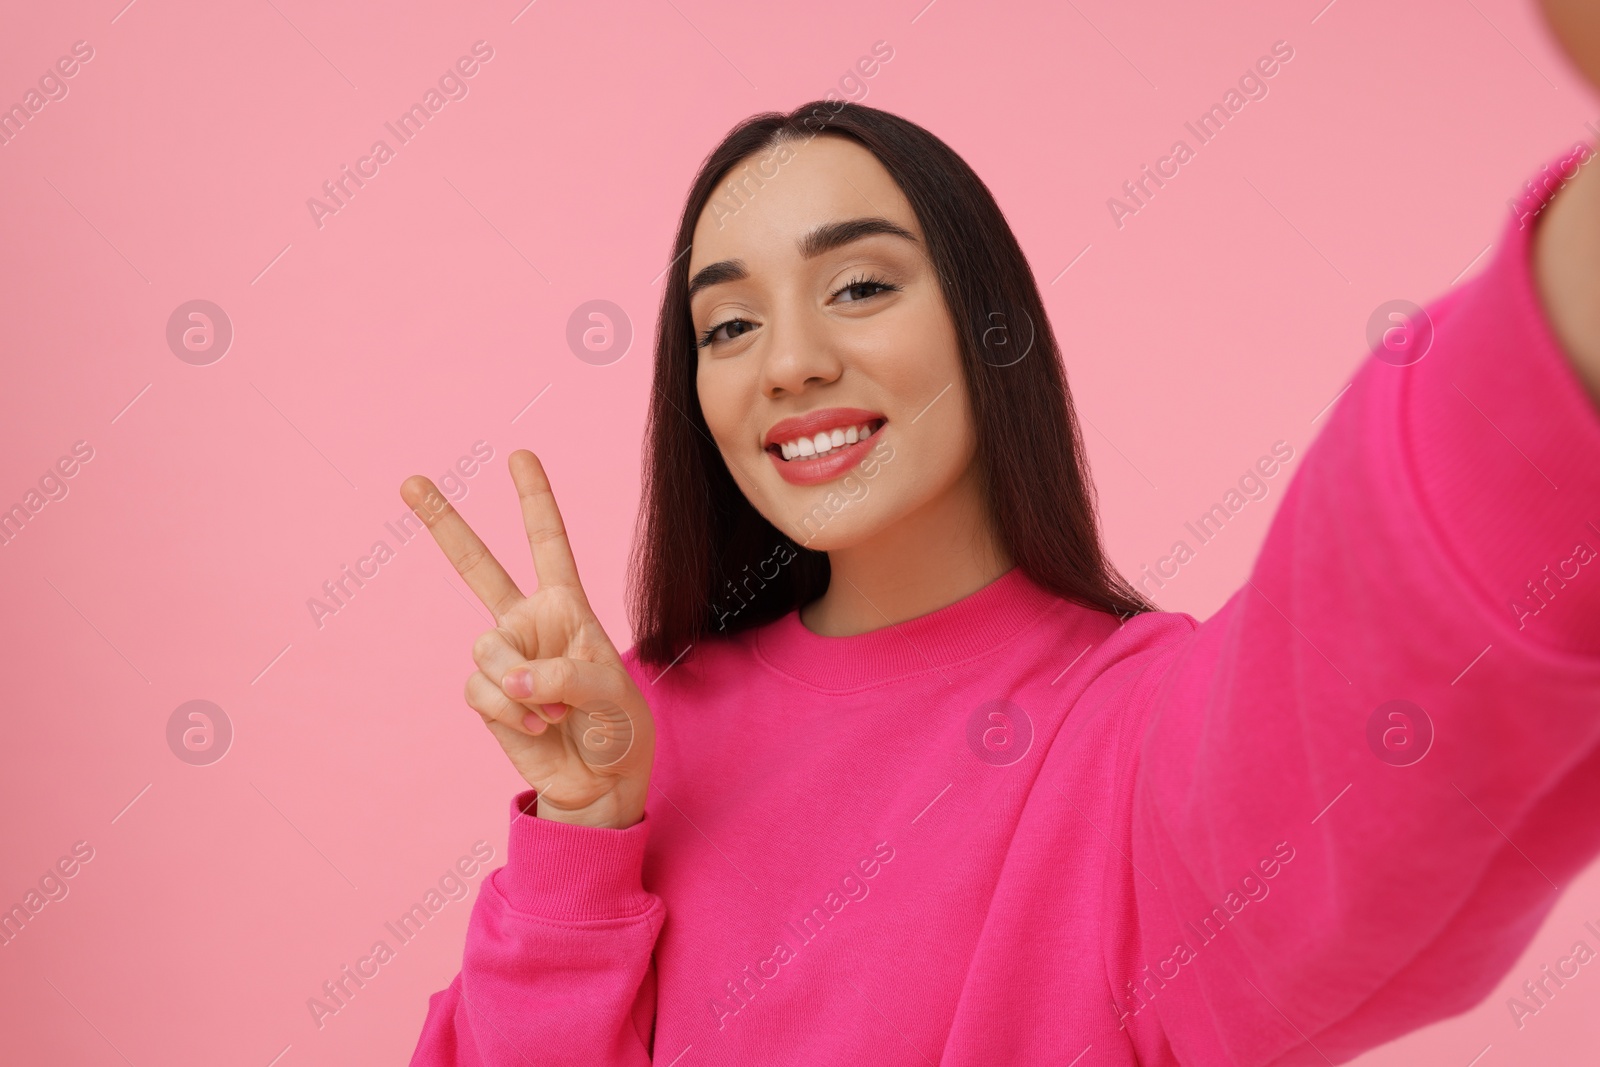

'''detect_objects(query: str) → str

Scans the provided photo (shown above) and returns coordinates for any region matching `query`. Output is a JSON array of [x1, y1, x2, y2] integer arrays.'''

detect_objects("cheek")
[[697, 361, 775, 497], [696, 362, 746, 444]]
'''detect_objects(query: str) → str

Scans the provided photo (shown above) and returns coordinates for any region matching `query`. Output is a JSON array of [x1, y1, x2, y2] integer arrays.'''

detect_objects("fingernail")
[[504, 670, 532, 698], [521, 711, 546, 734], [542, 702, 567, 722]]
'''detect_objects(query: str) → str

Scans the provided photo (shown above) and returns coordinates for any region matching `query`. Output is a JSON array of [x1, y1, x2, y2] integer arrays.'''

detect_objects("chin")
[[768, 485, 894, 551]]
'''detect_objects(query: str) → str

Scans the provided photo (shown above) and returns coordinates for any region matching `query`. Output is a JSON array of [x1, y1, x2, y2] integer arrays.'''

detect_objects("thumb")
[[499, 656, 624, 714]]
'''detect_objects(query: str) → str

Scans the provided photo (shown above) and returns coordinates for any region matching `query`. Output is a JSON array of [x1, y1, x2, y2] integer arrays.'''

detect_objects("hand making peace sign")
[[398, 450, 655, 830]]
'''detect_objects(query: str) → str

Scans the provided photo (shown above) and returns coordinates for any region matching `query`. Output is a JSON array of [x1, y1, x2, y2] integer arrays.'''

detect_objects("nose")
[[757, 307, 844, 399]]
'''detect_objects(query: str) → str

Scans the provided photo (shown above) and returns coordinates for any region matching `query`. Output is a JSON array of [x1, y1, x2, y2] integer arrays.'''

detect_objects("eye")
[[832, 273, 901, 304], [696, 317, 755, 350]]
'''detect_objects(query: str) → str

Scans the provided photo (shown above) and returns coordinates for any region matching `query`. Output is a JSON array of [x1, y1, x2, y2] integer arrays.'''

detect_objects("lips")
[[762, 407, 888, 487], [762, 407, 886, 453]]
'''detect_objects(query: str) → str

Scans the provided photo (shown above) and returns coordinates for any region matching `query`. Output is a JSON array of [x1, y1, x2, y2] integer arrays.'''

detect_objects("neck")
[[801, 465, 1013, 636]]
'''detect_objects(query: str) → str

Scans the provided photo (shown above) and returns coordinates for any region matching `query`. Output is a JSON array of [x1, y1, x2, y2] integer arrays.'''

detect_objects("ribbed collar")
[[752, 565, 1066, 690]]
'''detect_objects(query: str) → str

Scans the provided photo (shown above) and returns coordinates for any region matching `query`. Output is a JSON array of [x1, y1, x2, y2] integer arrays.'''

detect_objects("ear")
[[1538, 0, 1600, 92]]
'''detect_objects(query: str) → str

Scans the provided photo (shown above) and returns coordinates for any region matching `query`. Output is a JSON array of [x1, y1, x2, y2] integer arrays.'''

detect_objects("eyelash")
[[694, 273, 902, 350]]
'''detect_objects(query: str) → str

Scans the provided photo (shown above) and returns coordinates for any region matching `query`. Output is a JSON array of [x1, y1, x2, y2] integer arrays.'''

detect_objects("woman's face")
[[689, 134, 979, 551]]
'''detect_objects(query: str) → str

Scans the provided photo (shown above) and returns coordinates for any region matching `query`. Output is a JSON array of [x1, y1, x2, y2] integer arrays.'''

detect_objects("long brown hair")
[[626, 100, 1155, 667]]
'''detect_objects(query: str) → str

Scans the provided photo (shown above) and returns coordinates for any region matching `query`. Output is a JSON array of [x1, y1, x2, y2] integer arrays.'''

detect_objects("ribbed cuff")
[[1405, 147, 1600, 657], [492, 788, 655, 921]]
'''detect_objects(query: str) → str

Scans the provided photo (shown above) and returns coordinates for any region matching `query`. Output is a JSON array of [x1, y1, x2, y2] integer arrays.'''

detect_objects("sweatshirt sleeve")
[[408, 789, 664, 1066], [1118, 152, 1600, 1066]]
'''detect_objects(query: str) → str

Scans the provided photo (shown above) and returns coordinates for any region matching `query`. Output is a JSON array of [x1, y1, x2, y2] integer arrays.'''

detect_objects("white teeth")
[[772, 421, 882, 461]]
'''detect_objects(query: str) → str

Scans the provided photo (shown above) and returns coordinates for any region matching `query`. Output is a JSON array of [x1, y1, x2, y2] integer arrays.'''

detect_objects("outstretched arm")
[[1107, 10, 1600, 1060], [1116, 175, 1600, 1063]]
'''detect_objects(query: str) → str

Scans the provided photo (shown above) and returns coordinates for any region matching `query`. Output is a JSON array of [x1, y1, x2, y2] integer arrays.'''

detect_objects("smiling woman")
[[641, 113, 1148, 648], [403, 44, 1600, 1066]]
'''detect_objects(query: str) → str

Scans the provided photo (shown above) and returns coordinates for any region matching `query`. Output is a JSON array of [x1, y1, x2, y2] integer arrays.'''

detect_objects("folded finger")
[[465, 670, 549, 735], [471, 626, 536, 679]]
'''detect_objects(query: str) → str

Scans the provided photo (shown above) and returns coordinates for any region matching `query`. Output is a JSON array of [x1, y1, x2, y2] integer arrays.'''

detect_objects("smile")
[[761, 407, 889, 488], [771, 420, 884, 461]]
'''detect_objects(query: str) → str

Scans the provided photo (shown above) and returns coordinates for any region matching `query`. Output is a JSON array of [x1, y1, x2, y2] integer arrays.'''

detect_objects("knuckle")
[[526, 517, 566, 545], [498, 625, 531, 657], [453, 546, 489, 573], [471, 630, 498, 663], [548, 656, 579, 691], [464, 673, 497, 715]]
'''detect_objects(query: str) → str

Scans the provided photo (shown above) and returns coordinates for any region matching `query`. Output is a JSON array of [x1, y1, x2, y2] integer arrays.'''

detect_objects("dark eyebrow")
[[685, 216, 919, 302]]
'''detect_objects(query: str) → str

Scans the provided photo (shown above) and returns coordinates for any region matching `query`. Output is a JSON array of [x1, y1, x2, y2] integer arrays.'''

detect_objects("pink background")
[[1, 0, 1595, 1062]]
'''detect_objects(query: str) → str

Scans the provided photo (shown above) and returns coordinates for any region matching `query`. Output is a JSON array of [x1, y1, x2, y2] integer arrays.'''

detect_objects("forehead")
[[687, 134, 921, 274]]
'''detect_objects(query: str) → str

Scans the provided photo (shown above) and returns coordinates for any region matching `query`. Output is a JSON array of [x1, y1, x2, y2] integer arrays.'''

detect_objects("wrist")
[[535, 789, 644, 830]]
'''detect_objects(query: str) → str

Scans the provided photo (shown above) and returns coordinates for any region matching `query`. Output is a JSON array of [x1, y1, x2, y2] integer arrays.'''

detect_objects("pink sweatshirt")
[[410, 150, 1600, 1066]]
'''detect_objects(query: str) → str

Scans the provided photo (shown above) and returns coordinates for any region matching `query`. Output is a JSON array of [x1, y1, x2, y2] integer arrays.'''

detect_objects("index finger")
[[508, 450, 585, 594], [399, 474, 524, 619]]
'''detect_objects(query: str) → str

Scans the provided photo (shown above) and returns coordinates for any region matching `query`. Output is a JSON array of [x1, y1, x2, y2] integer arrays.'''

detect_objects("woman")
[[402, 9, 1600, 1064]]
